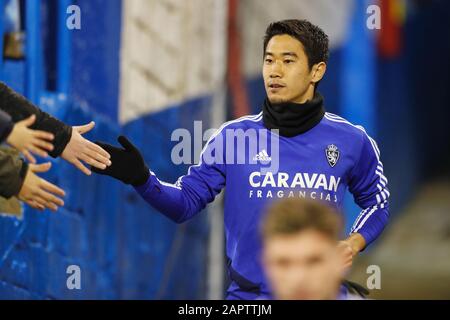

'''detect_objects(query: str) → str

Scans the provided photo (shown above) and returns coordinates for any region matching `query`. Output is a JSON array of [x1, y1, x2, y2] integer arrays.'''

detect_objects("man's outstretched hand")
[[7, 115, 55, 163], [61, 122, 112, 176], [92, 136, 150, 186], [18, 162, 65, 212]]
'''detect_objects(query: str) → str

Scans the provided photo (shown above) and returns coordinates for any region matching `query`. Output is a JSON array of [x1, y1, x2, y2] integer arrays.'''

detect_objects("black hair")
[[263, 19, 330, 70]]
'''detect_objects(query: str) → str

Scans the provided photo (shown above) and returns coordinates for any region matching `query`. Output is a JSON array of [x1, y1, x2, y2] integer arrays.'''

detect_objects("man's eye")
[[265, 59, 273, 64], [284, 60, 294, 64]]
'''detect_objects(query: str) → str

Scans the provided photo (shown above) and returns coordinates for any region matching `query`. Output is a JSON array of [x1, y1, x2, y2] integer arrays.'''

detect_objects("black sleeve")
[[0, 109, 14, 143], [0, 82, 72, 157]]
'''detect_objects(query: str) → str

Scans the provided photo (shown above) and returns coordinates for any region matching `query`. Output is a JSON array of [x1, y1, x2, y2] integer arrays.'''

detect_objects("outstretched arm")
[[0, 81, 111, 175], [0, 81, 72, 157], [92, 135, 226, 223]]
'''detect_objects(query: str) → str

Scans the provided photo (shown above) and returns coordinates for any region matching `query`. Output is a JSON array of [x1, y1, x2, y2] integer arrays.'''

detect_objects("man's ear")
[[311, 62, 327, 85]]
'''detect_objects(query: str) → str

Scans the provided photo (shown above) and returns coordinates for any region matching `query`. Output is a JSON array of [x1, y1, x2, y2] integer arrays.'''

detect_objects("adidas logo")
[[253, 150, 272, 162]]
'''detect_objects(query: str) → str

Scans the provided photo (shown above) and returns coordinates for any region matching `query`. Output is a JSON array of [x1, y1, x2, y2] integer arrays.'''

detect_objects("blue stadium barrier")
[[0, 0, 210, 300]]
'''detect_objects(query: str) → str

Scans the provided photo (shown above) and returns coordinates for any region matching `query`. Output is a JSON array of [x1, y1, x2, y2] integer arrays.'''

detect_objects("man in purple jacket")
[[93, 19, 389, 300]]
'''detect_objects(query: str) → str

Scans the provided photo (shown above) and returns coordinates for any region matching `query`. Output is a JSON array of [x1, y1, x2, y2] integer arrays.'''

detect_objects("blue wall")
[[70, 0, 122, 123], [0, 100, 122, 299], [119, 97, 213, 299], [0, 0, 210, 299]]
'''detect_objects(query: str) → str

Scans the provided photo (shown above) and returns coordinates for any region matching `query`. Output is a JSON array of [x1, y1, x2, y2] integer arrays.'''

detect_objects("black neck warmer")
[[263, 92, 326, 137]]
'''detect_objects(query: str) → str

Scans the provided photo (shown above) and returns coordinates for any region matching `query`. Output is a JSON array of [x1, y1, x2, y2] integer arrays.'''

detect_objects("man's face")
[[263, 34, 317, 104], [263, 229, 343, 300]]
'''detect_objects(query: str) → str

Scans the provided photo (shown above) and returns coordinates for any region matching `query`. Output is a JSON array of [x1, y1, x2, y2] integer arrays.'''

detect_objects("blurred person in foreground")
[[262, 198, 366, 300], [93, 19, 389, 299]]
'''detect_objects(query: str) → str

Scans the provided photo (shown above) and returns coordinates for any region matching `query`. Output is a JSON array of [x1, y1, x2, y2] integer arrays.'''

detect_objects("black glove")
[[92, 136, 150, 186]]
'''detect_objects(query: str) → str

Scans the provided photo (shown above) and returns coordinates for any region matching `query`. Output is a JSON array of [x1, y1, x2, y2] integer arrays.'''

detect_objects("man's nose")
[[270, 73, 281, 79], [270, 61, 283, 78]]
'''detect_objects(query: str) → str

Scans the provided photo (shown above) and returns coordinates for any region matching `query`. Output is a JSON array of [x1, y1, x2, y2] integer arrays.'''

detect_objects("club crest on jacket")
[[326, 144, 340, 167]]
